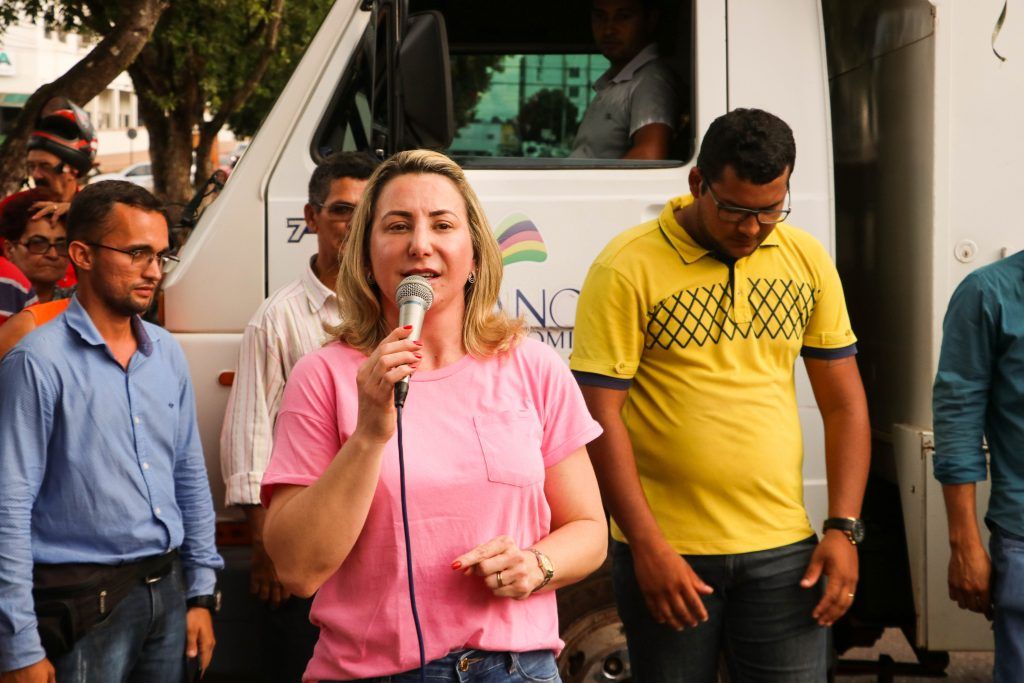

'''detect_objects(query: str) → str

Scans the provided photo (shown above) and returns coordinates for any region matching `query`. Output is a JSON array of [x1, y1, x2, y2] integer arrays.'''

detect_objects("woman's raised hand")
[[353, 325, 422, 443], [451, 535, 544, 601]]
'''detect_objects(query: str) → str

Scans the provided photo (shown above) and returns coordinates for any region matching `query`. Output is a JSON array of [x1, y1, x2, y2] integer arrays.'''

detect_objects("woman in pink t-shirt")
[[261, 150, 607, 682]]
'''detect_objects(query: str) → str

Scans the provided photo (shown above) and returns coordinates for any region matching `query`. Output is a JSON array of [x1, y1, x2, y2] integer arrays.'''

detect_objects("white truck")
[[161, 0, 1016, 677]]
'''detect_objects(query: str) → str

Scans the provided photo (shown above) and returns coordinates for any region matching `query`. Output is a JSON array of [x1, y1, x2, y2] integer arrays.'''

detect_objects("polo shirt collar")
[[65, 294, 155, 356], [658, 194, 782, 265], [596, 43, 659, 89], [302, 256, 337, 313]]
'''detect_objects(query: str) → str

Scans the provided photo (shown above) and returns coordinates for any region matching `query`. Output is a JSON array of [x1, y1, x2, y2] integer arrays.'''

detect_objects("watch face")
[[851, 519, 866, 544]]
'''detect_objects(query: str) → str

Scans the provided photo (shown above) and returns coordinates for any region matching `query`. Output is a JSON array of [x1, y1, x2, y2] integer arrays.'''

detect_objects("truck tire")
[[557, 561, 631, 683]]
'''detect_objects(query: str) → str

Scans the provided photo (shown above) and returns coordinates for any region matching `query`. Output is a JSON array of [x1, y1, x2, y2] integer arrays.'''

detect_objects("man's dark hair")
[[697, 108, 796, 185], [308, 152, 378, 206], [0, 189, 60, 242], [67, 180, 166, 244]]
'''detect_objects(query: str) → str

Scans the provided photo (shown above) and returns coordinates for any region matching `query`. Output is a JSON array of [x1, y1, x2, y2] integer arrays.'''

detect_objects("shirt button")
[[142, 462, 150, 470], [134, 416, 140, 424], [154, 507, 161, 516]]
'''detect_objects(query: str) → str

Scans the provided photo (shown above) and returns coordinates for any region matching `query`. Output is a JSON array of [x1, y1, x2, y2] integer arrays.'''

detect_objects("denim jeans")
[[329, 648, 559, 683], [991, 525, 1024, 683], [612, 536, 827, 682], [51, 558, 187, 683]]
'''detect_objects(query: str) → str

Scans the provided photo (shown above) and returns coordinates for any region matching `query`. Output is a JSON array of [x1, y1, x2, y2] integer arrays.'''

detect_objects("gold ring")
[[496, 571, 504, 588]]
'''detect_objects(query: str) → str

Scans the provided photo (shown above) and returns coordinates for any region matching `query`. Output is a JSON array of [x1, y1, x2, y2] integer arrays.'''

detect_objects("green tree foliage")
[[450, 55, 504, 131], [127, 0, 306, 204], [0, 0, 168, 195], [226, 0, 332, 139], [518, 88, 578, 145]]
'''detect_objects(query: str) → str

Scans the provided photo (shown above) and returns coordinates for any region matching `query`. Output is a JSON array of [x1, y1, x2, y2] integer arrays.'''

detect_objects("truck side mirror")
[[399, 11, 454, 150]]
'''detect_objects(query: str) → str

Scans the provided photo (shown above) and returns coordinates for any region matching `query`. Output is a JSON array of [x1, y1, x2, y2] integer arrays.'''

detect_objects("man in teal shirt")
[[933, 251, 1024, 682]]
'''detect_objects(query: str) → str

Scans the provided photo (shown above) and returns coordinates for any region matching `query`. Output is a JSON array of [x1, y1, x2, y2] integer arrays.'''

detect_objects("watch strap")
[[528, 548, 554, 593], [186, 591, 222, 612]]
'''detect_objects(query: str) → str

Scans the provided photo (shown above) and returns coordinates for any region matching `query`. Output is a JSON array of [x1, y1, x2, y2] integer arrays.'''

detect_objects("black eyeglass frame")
[[702, 178, 792, 225], [310, 200, 357, 221], [84, 241, 180, 269], [18, 236, 69, 255]]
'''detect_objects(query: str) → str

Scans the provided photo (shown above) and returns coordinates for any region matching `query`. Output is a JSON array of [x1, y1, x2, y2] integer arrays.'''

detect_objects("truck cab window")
[[315, 22, 375, 158], [432, 0, 693, 167], [315, 0, 693, 167]]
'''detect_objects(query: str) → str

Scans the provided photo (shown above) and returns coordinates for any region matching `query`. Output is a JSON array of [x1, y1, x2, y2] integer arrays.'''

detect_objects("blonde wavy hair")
[[333, 149, 525, 357]]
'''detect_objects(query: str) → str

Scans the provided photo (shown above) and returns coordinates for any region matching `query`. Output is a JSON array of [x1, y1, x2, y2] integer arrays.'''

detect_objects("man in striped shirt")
[[219, 151, 376, 682], [0, 255, 37, 325]]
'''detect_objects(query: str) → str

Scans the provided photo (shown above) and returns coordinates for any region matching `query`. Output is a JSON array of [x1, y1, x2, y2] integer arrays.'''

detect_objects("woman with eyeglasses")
[[0, 189, 74, 307]]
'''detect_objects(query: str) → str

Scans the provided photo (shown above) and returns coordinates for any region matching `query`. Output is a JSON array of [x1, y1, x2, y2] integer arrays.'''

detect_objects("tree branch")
[[0, 0, 169, 193], [201, 0, 285, 139]]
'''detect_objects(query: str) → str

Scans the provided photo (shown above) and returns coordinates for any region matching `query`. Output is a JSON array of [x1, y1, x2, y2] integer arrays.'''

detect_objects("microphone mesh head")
[[396, 275, 434, 308]]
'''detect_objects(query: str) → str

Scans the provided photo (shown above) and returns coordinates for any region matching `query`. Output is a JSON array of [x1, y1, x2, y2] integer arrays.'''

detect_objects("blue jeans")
[[612, 536, 827, 682], [991, 525, 1024, 683], [51, 559, 187, 683], [331, 649, 559, 683]]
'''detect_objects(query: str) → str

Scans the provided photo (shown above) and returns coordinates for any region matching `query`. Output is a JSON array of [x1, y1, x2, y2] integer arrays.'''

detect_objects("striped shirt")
[[0, 257, 37, 325], [219, 257, 341, 506]]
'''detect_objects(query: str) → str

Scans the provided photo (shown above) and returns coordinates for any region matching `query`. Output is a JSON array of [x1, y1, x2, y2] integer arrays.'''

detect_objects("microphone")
[[394, 275, 434, 407]]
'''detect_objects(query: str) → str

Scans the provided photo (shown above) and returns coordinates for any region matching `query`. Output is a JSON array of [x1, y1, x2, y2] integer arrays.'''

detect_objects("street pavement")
[[838, 628, 993, 681]]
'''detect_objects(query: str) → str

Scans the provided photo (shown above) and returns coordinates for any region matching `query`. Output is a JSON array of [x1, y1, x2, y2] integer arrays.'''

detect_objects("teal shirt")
[[933, 251, 1024, 536]]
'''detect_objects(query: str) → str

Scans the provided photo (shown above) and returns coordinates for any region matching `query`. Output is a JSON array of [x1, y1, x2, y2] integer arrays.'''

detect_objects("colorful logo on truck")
[[494, 213, 547, 266]]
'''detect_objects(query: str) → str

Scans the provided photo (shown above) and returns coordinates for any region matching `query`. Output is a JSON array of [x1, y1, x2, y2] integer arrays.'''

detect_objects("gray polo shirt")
[[571, 44, 678, 159]]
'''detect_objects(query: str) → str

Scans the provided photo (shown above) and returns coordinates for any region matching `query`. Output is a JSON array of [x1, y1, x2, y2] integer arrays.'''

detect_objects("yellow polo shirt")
[[571, 195, 857, 554]]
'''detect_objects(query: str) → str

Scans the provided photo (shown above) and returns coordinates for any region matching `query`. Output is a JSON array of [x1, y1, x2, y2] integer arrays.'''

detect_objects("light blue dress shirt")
[[933, 251, 1024, 537], [0, 296, 223, 671]]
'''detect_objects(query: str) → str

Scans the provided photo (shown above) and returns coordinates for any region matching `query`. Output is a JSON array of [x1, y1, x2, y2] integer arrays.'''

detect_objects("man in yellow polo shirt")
[[571, 108, 870, 681]]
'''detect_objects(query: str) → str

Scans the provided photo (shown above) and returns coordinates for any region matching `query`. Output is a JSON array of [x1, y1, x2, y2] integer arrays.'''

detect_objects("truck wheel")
[[557, 564, 631, 683]]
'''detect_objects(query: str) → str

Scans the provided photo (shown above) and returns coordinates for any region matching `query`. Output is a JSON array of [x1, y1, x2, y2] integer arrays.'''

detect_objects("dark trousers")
[[992, 526, 1024, 683], [612, 536, 828, 682], [258, 594, 320, 682], [52, 559, 187, 683]]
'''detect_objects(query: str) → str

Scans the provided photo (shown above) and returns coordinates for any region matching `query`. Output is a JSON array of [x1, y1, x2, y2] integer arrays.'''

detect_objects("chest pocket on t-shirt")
[[473, 409, 545, 487]]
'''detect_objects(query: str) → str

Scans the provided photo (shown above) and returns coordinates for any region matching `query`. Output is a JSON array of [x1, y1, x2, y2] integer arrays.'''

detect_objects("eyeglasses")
[[312, 201, 356, 222], [86, 242, 180, 270], [703, 180, 791, 225], [18, 236, 69, 255], [26, 161, 66, 175]]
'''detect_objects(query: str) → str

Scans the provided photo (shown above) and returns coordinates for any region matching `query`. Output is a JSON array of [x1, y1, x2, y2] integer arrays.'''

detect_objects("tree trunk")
[[194, 130, 216, 189], [192, 0, 286, 200], [131, 0, 285, 207], [137, 93, 194, 205], [0, 0, 170, 195]]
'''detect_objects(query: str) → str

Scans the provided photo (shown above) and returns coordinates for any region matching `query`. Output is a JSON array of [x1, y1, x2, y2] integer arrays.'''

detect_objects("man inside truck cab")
[[220, 151, 377, 682], [570, 0, 678, 160], [572, 108, 870, 680]]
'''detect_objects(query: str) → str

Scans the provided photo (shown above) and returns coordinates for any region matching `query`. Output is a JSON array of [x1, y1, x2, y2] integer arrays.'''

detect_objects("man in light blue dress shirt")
[[0, 180, 223, 683]]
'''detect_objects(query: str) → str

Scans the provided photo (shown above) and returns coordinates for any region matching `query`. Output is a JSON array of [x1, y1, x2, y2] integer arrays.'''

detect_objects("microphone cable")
[[395, 403, 427, 683]]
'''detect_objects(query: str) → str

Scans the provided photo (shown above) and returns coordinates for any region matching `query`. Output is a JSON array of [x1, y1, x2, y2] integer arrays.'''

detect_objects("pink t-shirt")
[[261, 338, 602, 681]]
